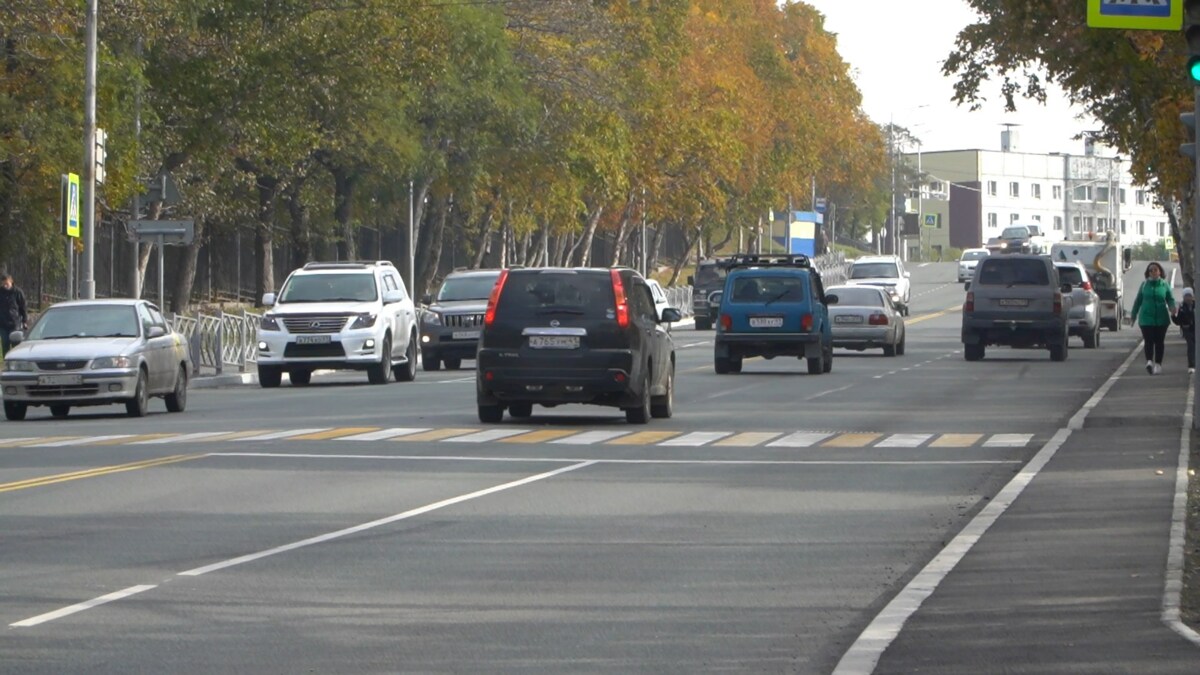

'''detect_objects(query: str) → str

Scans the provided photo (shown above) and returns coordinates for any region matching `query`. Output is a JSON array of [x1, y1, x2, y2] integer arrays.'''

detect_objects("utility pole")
[[1183, 0, 1200, 426], [81, 0, 98, 299], [889, 120, 896, 256]]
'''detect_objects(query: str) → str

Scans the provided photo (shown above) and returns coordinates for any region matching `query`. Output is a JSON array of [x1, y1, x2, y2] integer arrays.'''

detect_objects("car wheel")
[[443, 357, 462, 370], [395, 333, 418, 382], [1050, 335, 1068, 362], [896, 332, 906, 356], [714, 355, 734, 374], [126, 370, 149, 418], [807, 350, 824, 375], [50, 404, 70, 419], [478, 403, 504, 423], [964, 343, 985, 361], [508, 402, 533, 418], [822, 346, 833, 373], [883, 342, 897, 357], [422, 351, 441, 371], [165, 366, 188, 412], [4, 401, 27, 421], [1082, 326, 1098, 349], [695, 317, 712, 331], [368, 336, 393, 384], [259, 365, 282, 388], [288, 369, 312, 386], [651, 362, 674, 419], [730, 356, 743, 373], [625, 371, 651, 424]]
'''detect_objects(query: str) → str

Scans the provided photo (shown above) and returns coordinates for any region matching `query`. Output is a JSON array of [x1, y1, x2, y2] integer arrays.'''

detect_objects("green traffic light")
[[1191, 58, 1200, 83]]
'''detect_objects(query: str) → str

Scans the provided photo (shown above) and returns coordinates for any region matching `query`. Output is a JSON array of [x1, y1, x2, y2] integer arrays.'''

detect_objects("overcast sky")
[[803, 0, 1100, 156]]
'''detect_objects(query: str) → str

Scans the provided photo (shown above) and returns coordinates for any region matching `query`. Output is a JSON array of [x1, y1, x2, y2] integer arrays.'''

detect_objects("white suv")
[[846, 255, 912, 316], [256, 261, 419, 387]]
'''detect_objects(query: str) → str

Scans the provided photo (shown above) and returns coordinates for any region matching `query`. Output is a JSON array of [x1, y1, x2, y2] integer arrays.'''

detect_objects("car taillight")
[[868, 313, 889, 326], [801, 313, 813, 331], [484, 269, 510, 328], [964, 291, 974, 312], [1053, 292, 1062, 316], [720, 314, 732, 330], [610, 269, 630, 328], [1081, 281, 1093, 291]]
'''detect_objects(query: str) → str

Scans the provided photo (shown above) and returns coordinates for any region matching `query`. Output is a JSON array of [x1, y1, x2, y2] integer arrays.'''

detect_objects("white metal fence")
[[169, 309, 263, 374]]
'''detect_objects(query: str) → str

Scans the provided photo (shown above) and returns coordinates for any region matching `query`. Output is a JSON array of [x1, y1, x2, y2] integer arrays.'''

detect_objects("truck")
[[1050, 231, 1133, 331], [688, 258, 729, 330]]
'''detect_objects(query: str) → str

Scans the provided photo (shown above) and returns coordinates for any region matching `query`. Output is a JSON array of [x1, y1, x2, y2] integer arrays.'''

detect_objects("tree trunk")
[[649, 225, 663, 272], [471, 198, 497, 269], [667, 225, 701, 286], [255, 176, 280, 304], [286, 181, 312, 270], [608, 194, 639, 267], [170, 217, 205, 313], [332, 168, 357, 261], [415, 195, 447, 301], [570, 204, 604, 267]]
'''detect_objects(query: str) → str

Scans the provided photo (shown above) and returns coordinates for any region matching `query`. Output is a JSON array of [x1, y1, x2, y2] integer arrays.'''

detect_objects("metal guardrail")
[[665, 285, 693, 317], [169, 309, 261, 374]]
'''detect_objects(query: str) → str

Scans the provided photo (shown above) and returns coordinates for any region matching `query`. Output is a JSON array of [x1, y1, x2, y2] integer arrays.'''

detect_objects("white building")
[[899, 132, 1170, 258]]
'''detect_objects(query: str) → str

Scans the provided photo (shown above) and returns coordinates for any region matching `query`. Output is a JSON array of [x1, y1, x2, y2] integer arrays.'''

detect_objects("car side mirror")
[[421, 293, 433, 305], [9, 330, 23, 346], [383, 290, 404, 305], [687, 275, 695, 286], [147, 325, 167, 339], [964, 282, 971, 291], [262, 292, 276, 307], [824, 294, 839, 305], [904, 271, 911, 278], [660, 307, 683, 323]]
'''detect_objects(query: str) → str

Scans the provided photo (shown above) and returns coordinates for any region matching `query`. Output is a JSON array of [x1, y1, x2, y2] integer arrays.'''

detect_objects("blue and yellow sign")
[[61, 172, 80, 238], [1088, 0, 1182, 30]]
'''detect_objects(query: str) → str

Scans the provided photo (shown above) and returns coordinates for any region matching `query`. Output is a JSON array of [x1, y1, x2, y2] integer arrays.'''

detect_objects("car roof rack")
[[722, 253, 812, 270], [302, 260, 395, 270]]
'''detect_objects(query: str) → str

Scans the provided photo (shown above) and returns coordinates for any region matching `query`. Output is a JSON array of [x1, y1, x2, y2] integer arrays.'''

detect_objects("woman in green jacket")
[[1129, 262, 1177, 375]]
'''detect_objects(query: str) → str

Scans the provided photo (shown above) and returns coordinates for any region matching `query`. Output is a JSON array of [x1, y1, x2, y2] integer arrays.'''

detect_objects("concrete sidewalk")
[[872, 332, 1200, 673]]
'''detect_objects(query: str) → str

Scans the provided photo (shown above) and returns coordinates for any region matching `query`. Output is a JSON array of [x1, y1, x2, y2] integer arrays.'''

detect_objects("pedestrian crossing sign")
[[1088, 0, 1182, 30], [61, 172, 80, 238]]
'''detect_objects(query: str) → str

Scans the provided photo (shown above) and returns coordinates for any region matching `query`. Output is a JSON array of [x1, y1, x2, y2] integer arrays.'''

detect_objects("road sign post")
[[130, 220, 195, 309], [1088, 0, 1183, 30]]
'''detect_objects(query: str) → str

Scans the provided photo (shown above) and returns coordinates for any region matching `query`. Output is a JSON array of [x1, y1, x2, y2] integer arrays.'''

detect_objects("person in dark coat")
[[0, 273, 28, 356], [1174, 287, 1196, 374]]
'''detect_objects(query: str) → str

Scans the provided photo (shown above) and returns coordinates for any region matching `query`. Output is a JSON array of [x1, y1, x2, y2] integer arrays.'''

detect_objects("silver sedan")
[[827, 285, 906, 356], [0, 299, 192, 420]]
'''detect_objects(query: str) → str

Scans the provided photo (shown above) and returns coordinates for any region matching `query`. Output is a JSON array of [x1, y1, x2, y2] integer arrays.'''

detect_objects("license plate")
[[529, 335, 580, 350], [452, 330, 481, 340], [38, 374, 82, 386], [749, 316, 784, 328], [998, 299, 1029, 307], [295, 335, 332, 344], [834, 315, 864, 324]]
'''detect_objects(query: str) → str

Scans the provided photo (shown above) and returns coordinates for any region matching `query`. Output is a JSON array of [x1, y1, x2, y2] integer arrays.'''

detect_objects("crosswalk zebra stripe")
[[983, 434, 1033, 447], [658, 431, 733, 446], [767, 432, 833, 448], [133, 432, 234, 445], [876, 434, 933, 448], [444, 429, 532, 443], [31, 435, 132, 447], [550, 430, 631, 445], [714, 432, 783, 447], [235, 429, 331, 442], [823, 433, 882, 448], [340, 428, 431, 441]]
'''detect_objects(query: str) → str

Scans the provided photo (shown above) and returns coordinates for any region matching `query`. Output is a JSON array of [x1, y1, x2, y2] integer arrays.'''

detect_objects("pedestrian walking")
[[1174, 287, 1196, 374], [1129, 262, 1177, 375], [0, 273, 28, 357]]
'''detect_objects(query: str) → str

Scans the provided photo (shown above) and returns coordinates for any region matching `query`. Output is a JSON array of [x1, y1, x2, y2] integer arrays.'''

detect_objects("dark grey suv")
[[476, 267, 681, 423], [420, 269, 502, 371], [962, 255, 1072, 362]]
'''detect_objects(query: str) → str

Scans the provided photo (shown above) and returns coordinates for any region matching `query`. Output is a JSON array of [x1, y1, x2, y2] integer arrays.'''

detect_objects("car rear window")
[[829, 287, 883, 307], [438, 274, 500, 301], [729, 275, 806, 303], [497, 270, 616, 319], [976, 259, 1050, 286], [961, 250, 988, 261], [1056, 266, 1084, 286], [850, 262, 898, 279], [695, 264, 726, 286]]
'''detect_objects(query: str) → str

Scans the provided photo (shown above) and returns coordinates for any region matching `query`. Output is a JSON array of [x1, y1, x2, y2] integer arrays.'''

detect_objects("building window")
[[1073, 185, 1092, 201], [987, 213, 998, 227], [1137, 220, 1145, 235], [1097, 218, 1107, 230], [1095, 186, 1110, 203], [1054, 216, 1063, 230], [1136, 190, 1146, 205], [1073, 216, 1082, 232], [1010, 213, 1020, 223], [1084, 216, 1094, 231], [1032, 214, 1042, 222], [930, 180, 944, 193], [1120, 220, 1127, 234], [1032, 183, 1042, 199], [1009, 181, 1020, 197], [1158, 222, 1166, 237], [988, 181, 998, 196], [1053, 185, 1063, 199], [1119, 188, 1127, 204]]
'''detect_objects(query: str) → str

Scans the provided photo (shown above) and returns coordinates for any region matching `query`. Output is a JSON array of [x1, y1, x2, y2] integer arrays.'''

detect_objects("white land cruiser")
[[256, 261, 419, 387]]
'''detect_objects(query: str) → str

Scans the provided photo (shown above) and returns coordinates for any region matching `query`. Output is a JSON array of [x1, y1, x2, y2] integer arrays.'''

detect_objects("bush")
[[1130, 242, 1169, 262]]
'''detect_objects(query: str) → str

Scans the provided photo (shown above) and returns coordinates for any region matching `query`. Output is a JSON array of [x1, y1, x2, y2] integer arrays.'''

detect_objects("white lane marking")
[[418, 376, 475, 385], [805, 385, 853, 401], [833, 341, 1145, 675], [982, 434, 1033, 448], [11, 585, 156, 628], [767, 432, 832, 448], [0, 437, 39, 446], [657, 431, 732, 447], [179, 461, 596, 577], [549, 430, 630, 445], [1163, 373, 1200, 645], [444, 429, 531, 444], [233, 428, 331, 442], [133, 431, 231, 444], [30, 435, 132, 447], [340, 428, 430, 442], [210, 451, 1021, 467], [680, 340, 711, 349], [875, 434, 932, 448]]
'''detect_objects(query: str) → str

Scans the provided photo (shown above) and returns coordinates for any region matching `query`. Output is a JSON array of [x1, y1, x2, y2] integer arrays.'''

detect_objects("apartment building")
[[899, 133, 1168, 258]]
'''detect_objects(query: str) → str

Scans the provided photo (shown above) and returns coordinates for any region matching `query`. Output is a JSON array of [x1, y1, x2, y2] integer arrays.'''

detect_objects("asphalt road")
[[0, 261, 1183, 673]]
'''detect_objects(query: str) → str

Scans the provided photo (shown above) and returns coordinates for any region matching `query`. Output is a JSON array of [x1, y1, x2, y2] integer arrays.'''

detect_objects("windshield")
[[961, 250, 989, 261], [1001, 227, 1029, 238], [695, 264, 726, 286], [976, 259, 1050, 286], [437, 274, 500, 302], [729, 275, 806, 303], [850, 262, 899, 279], [279, 273, 378, 303], [1056, 266, 1084, 286], [496, 271, 615, 319], [28, 306, 140, 339], [829, 287, 883, 307]]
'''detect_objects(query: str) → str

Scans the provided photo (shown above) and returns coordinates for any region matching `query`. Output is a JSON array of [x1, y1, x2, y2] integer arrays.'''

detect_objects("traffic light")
[[1183, 112, 1197, 159], [1188, 0, 1200, 83]]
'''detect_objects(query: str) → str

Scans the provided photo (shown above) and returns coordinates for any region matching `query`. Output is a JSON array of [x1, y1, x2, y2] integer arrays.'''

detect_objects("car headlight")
[[92, 356, 134, 369], [350, 313, 377, 329], [421, 310, 442, 326], [3, 360, 36, 372], [260, 314, 281, 331]]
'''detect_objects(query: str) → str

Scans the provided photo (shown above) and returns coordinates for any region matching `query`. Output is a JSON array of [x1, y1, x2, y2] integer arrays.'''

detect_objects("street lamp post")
[[81, 0, 98, 299]]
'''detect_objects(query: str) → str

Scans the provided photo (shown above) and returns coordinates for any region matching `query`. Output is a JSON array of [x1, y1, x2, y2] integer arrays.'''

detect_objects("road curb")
[[190, 373, 257, 389]]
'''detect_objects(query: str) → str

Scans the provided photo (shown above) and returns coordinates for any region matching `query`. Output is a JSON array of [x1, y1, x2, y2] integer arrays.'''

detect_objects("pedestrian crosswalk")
[[0, 428, 1036, 450]]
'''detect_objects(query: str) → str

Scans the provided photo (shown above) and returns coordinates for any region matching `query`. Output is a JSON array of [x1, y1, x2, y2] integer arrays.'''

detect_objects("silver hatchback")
[[1054, 261, 1101, 348]]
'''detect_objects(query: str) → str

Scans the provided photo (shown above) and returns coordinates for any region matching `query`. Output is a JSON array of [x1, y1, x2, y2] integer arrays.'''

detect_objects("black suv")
[[476, 267, 682, 423], [420, 269, 502, 371]]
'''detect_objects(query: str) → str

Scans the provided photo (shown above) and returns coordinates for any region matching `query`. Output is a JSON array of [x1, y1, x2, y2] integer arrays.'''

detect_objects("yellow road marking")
[[393, 428, 479, 442], [906, 305, 963, 326], [290, 427, 380, 441], [499, 429, 579, 444], [205, 430, 275, 442], [822, 433, 882, 448], [715, 432, 783, 447], [930, 433, 983, 448], [607, 431, 682, 446], [0, 454, 203, 493], [93, 433, 176, 446], [2, 436, 81, 447]]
